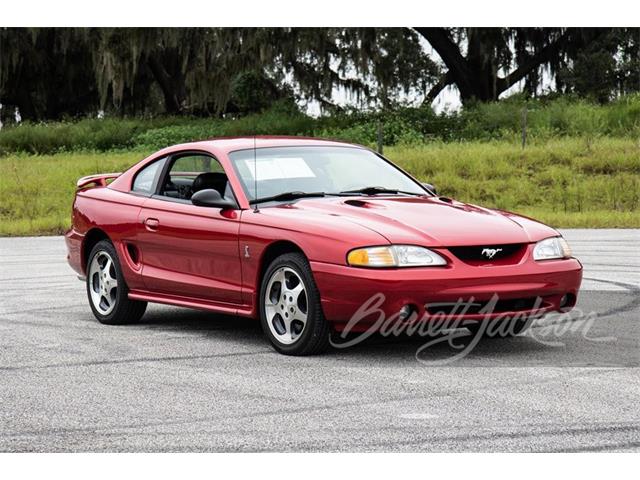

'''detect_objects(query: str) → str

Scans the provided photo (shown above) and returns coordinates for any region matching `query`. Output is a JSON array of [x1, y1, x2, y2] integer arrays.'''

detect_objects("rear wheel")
[[86, 240, 147, 325], [259, 252, 330, 355]]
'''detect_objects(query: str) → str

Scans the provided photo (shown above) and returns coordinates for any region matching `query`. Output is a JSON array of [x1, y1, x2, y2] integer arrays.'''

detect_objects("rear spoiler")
[[76, 172, 121, 189]]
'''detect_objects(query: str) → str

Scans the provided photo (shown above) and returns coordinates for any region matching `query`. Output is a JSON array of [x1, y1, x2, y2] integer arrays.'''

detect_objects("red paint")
[[66, 137, 582, 326]]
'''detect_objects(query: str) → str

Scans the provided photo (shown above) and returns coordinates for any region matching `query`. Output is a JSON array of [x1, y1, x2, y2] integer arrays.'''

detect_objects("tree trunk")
[[414, 27, 590, 106], [416, 28, 500, 104], [147, 53, 187, 114], [464, 28, 500, 102]]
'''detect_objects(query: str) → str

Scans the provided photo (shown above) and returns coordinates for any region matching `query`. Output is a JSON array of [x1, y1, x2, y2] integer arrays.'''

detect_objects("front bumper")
[[311, 252, 582, 332]]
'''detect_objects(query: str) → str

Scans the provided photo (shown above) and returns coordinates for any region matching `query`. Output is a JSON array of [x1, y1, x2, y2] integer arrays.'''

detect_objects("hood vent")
[[344, 199, 383, 209]]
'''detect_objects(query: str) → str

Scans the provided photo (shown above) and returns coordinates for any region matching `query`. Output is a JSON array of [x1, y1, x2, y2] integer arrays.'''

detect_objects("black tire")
[[259, 252, 330, 355], [466, 317, 532, 339], [86, 239, 147, 325]]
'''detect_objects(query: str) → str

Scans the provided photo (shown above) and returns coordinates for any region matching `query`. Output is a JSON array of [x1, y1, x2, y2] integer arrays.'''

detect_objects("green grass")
[[1, 137, 638, 236], [386, 137, 640, 219], [0, 152, 145, 236]]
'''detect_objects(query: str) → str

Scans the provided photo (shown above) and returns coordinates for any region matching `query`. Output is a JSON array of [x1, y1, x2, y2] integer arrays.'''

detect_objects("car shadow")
[[135, 305, 267, 347], [133, 305, 564, 365], [329, 329, 557, 365]]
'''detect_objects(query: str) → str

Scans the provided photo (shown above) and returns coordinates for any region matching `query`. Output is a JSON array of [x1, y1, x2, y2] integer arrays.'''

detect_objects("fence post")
[[521, 107, 527, 149], [377, 122, 383, 155]]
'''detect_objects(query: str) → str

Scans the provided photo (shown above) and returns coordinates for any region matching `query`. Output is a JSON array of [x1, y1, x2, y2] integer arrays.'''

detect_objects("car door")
[[135, 151, 243, 305]]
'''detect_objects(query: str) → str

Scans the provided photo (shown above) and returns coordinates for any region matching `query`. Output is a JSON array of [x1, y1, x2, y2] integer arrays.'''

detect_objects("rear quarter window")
[[132, 159, 163, 194]]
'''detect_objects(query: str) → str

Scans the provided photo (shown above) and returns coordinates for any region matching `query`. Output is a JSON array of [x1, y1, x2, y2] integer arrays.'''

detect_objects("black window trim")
[[130, 155, 168, 198], [152, 149, 240, 209]]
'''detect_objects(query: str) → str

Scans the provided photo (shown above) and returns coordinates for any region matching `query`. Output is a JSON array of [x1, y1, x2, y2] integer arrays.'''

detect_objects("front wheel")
[[86, 240, 147, 325], [259, 252, 330, 355]]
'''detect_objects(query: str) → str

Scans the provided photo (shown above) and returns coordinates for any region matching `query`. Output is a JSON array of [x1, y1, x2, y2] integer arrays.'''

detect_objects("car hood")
[[277, 196, 558, 247]]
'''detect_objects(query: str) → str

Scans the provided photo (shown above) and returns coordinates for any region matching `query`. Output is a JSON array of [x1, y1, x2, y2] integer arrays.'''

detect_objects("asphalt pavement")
[[0, 229, 638, 452]]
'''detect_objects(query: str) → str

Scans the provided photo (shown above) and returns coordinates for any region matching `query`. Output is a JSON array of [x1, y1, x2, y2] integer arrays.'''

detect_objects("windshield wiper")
[[339, 186, 424, 196], [249, 191, 326, 205], [249, 187, 424, 205]]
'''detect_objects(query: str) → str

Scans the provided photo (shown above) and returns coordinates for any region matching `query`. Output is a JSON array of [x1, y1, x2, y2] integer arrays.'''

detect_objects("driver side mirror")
[[191, 189, 235, 209], [422, 182, 437, 195]]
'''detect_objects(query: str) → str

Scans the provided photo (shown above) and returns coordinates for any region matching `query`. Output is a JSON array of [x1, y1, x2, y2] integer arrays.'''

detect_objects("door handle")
[[144, 218, 159, 231]]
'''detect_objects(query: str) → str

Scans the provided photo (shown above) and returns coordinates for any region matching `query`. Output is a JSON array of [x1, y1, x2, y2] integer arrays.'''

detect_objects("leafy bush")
[[133, 124, 222, 150], [1, 95, 639, 155], [0, 117, 179, 155], [133, 102, 315, 150]]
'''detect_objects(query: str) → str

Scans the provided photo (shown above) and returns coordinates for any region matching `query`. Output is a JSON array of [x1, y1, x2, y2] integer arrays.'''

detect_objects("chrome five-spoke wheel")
[[264, 267, 308, 344], [259, 252, 330, 355], [88, 250, 118, 315], [86, 239, 147, 325]]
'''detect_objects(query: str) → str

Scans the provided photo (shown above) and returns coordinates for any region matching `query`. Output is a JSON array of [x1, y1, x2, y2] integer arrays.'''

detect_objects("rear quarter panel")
[[68, 187, 146, 289]]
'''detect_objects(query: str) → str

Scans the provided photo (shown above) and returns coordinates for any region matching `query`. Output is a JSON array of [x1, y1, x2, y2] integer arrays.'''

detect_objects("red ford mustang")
[[66, 137, 582, 355]]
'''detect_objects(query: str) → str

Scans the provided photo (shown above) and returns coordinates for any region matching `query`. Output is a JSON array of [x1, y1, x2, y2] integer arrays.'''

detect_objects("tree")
[[91, 28, 277, 115], [413, 28, 625, 105], [557, 29, 640, 102], [1, 28, 637, 120], [0, 28, 99, 119], [0, 28, 289, 119], [0, 28, 439, 120], [272, 28, 439, 111]]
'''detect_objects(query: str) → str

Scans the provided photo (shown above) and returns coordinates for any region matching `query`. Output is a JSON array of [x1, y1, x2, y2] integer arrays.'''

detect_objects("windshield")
[[228, 146, 427, 202]]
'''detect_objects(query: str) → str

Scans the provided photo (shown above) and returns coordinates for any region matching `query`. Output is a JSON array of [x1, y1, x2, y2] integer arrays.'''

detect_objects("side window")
[[160, 153, 231, 201], [171, 155, 224, 175], [132, 159, 163, 194]]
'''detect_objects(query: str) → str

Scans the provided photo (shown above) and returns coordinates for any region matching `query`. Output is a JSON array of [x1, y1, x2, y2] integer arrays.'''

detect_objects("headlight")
[[347, 245, 447, 267], [533, 236, 572, 261]]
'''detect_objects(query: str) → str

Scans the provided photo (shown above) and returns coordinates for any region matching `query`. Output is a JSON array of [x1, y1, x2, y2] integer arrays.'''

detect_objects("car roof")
[[107, 135, 372, 205], [169, 136, 367, 155]]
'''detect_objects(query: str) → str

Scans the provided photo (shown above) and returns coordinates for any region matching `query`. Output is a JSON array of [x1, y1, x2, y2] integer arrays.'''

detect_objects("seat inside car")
[[192, 172, 228, 197]]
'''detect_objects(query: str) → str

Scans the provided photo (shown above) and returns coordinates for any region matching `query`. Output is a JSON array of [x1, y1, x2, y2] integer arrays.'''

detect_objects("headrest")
[[192, 172, 228, 196]]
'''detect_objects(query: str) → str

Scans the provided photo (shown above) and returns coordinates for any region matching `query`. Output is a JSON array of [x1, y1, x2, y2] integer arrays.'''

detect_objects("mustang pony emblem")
[[481, 248, 503, 259]]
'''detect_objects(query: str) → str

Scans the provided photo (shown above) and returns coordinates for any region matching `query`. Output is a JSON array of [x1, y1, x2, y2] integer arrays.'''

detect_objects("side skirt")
[[128, 289, 255, 318]]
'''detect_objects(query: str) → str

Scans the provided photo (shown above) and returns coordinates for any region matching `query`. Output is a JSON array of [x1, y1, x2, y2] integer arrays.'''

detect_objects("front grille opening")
[[425, 297, 547, 315], [447, 243, 526, 265]]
